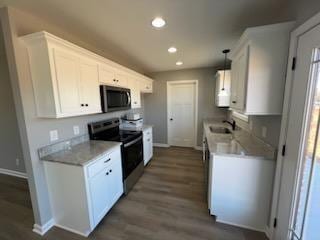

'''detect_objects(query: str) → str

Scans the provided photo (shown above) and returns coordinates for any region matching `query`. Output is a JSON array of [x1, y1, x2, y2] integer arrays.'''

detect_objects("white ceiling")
[[0, 0, 293, 73]]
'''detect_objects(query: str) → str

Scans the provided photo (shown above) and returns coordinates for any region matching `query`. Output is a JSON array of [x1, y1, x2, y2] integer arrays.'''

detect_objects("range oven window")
[[122, 136, 143, 179]]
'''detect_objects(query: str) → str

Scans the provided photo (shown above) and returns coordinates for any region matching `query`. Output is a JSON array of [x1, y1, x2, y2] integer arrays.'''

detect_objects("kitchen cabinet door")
[[114, 71, 128, 88], [89, 168, 112, 225], [53, 49, 82, 114], [99, 64, 116, 86], [78, 57, 101, 113], [129, 77, 141, 109], [230, 45, 248, 111], [140, 79, 153, 93], [107, 155, 123, 206]]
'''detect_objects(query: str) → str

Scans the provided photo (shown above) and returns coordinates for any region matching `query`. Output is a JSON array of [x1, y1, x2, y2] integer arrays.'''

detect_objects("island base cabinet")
[[208, 155, 275, 232], [43, 147, 123, 236]]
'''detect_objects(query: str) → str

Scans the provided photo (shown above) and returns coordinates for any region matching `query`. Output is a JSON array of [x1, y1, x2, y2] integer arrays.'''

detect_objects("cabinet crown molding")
[[20, 31, 153, 82]]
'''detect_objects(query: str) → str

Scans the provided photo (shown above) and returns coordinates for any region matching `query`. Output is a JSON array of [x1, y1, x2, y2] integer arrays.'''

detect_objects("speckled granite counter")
[[204, 119, 276, 159], [40, 140, 121, 166]]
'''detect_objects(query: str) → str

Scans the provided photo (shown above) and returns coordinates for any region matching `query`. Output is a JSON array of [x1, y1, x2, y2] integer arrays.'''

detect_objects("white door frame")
[[270, 11, 320, 240], [167, 80, 198, 148]]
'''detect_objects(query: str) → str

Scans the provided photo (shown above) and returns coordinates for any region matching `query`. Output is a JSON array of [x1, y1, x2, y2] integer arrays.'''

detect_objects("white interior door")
[[275, 23, 320, 240], [167, 81, 197, 147]]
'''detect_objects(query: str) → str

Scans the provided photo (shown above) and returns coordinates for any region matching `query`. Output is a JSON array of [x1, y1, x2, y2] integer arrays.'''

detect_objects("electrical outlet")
[[262, 126, 267, 138], [73, 125, 80, 135], [49, 130, 59, 142], [16, 158, 20, 166]]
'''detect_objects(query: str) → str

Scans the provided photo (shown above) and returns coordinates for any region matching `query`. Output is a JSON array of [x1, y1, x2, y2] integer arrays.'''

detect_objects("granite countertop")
[[204, 119, 276, 160], [41, 140, 122, 166]]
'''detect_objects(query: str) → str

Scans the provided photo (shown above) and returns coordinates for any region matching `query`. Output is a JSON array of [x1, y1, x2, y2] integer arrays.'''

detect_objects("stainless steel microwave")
[[100, 85, 131, 112]]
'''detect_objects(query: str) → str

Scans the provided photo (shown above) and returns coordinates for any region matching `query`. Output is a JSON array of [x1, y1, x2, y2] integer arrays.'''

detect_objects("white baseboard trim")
[[216, 219, 265, 233], [33, 219, 90, 237], [0, 168, 27, 179], [153, 143, 170, 148], [194, 146, 202, 151], [55, 223, 90, 237], [33, 219, 55, 236], [265, 226, 272, 239]]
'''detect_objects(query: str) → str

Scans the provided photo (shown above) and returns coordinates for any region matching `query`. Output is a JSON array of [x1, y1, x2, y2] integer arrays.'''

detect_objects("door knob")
[[170, 118, 173, 121]]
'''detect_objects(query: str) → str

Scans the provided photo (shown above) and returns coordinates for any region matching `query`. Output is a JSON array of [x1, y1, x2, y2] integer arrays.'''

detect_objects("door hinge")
[[292, 57, 296, 71], [273, 218, 277, 228], [282, 145, 286, 156]]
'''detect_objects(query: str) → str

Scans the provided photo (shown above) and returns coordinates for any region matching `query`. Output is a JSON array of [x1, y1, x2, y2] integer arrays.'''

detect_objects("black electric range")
[[88, 118, 144, 194]]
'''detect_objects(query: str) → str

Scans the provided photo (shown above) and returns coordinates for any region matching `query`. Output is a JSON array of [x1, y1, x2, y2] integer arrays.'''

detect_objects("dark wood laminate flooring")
[[0, 147, 268, 240]]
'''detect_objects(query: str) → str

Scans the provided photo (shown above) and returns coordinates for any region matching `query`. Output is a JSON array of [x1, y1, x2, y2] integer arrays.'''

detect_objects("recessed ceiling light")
[[176, 61, 183, 66], [152, 17, 166, 28], [168, 47, 177, 53]]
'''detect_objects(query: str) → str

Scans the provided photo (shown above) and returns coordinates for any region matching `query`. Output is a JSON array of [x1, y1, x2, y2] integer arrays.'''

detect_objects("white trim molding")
[[194, 146, 202, 151], [153, 143, 170, 148], [33, 219, 55, 236], [0, 168, 27, 179], [271, 11, 320, 240]]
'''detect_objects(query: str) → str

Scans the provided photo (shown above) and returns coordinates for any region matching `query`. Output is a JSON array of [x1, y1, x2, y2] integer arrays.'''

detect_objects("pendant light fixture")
[[218, 49, 230, 97]]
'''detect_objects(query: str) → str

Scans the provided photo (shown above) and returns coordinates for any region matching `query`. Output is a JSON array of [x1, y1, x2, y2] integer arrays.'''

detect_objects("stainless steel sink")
[[209, 126, 232, 134]]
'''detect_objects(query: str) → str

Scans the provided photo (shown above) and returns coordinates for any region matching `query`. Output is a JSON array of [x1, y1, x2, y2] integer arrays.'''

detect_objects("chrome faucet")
[[223, 119, 236, 131]]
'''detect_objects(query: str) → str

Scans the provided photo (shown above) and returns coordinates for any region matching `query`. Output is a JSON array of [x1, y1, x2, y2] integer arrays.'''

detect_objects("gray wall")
[[145, 68, 228, 146], [0, 7, 144, 227], [289, 0, 320, 25], [0, 22, 25, 173]]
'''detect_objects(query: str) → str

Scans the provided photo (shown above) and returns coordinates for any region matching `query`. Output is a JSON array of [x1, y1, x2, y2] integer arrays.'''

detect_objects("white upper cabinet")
[[139, 78, 153, 93], [21, 33, 102, 118], [21, 31, 154, 118], [98, 63, 128, 88], [128, 77, 141, 109], [53, 49, 82, 115], [98, 63, 116, 86], [78, 57, 101, 112], [230, 22, 295, 115]]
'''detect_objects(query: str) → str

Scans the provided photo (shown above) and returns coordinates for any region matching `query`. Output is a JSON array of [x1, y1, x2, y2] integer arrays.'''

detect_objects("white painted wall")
[[0, 21, 25, 173]]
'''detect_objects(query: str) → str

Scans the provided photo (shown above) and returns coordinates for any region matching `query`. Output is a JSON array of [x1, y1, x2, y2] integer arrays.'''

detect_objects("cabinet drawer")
[[87, 149, 119, 178]]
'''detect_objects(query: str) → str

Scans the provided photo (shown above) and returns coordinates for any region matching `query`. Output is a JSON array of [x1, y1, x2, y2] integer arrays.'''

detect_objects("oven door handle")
[[124, 136, 142, 148]]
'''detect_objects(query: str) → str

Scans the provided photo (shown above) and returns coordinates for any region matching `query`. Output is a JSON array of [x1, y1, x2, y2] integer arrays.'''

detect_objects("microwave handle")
[[126, 92, 131, 106]]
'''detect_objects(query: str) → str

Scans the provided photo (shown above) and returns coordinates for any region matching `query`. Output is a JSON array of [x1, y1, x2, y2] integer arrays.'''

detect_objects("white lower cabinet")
[[208, 154, 275, 231], [143, 127, 153, 165], [43, 146, 123, 236]]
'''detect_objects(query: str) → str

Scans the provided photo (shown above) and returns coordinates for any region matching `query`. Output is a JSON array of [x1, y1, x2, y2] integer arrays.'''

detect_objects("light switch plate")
[[73, 125, 80, 135], [262, 126, 267, 138], [50, 130, 59, 142]]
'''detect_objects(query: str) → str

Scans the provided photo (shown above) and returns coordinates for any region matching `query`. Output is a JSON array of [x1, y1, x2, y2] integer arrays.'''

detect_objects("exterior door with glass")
[[275, 23, 320, 240]]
